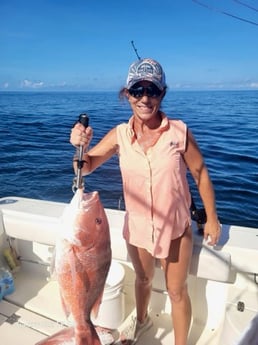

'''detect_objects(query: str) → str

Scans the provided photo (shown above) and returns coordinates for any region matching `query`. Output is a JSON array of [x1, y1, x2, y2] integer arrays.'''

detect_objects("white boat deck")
[[0, 196, 258, 345], [0, 260, 224, 345]]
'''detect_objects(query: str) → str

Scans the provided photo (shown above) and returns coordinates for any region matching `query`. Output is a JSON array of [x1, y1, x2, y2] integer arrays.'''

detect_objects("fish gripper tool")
[[72, 113, 89, 193]]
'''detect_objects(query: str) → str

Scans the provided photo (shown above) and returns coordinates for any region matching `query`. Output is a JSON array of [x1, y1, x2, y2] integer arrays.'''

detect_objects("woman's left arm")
[[183, 129, 221, 245]]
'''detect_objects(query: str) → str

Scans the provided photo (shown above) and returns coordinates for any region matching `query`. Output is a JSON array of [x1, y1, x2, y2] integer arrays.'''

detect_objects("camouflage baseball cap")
[[126, 58, 166, 90]]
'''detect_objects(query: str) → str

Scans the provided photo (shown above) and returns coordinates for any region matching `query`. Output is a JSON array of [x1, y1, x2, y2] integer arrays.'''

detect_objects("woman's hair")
[[119, 87, 128, 100]]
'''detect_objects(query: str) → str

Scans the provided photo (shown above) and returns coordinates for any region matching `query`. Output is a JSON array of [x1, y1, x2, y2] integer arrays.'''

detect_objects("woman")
[[70, 58, 221, 345]]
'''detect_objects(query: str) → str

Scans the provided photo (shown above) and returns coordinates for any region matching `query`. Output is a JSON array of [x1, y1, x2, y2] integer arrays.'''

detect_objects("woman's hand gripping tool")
[[72, 113, 89, 193]]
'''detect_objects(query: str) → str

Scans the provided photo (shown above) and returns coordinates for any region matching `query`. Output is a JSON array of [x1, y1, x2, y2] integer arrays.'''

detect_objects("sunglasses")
[[128, 85, 163, 98]]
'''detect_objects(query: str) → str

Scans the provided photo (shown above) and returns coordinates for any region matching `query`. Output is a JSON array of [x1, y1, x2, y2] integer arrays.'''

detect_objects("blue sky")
[[1, 0, 258, 91]]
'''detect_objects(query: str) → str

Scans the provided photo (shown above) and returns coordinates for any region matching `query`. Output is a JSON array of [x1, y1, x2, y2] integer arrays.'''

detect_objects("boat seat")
[[2, 210, 60, 245], [189, 244, 232, 283]]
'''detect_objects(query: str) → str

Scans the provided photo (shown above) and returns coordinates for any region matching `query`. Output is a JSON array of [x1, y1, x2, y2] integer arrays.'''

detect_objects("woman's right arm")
[[70, 123, 118, 176]]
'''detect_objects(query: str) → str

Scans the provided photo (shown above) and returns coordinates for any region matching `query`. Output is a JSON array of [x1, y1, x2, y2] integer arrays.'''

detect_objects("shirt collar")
[[128, 112, 169, 143]]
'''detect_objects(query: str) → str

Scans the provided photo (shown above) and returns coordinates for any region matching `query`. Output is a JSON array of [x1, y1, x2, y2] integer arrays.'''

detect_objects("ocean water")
[[0, 91, 257, 228]]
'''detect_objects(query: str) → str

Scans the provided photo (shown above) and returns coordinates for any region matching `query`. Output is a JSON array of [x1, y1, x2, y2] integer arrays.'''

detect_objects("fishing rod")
[[192, 0, 258, 27], [131, 40, 141, 60], [72, 113, 89, 193], [190, 196, 207, 234], [233, 0, 258, 13]]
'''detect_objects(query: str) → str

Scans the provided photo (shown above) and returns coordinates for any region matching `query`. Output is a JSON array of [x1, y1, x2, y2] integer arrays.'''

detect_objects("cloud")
[[21, 79, 44, 89], [3, 82, 9, 89], [170, 79, 258, 91], [250, 82, 258, 88]]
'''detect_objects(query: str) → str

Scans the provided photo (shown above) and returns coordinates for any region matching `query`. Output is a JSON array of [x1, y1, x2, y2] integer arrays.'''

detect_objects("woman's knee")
[[135, 273, 153, 288], [167, 284, 189, 304], [127, 244, 155, 287]]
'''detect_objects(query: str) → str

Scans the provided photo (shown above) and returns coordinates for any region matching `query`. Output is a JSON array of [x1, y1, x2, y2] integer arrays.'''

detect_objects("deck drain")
[[237, 301, 245, 312], [6, 313, 21, 324]]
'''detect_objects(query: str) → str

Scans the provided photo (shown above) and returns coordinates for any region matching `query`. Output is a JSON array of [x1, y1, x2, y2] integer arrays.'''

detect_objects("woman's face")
[[126, 81, 165, 124]]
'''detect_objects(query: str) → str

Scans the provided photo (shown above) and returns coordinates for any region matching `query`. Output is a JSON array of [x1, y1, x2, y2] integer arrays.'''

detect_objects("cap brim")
[[127, 77, 164, 90]]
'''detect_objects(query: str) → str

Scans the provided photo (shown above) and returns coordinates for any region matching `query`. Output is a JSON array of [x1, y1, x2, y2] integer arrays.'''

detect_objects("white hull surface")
[[0, 196, 257, 345]]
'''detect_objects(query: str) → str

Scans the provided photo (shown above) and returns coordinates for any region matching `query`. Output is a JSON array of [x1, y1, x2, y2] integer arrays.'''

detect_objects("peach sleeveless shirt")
[[116, 114, 191, 259]]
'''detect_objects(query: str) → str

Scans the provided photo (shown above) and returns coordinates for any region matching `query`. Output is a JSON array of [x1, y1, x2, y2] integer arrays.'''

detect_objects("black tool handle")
[[77, 113, 89, 169], [78, 113, 89, 128], [75, 113, 89, 190]]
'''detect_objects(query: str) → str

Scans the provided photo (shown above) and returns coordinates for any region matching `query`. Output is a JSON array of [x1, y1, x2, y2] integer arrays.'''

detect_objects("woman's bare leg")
[[160, 227, 193, 345], [126, 243, 155, 322]]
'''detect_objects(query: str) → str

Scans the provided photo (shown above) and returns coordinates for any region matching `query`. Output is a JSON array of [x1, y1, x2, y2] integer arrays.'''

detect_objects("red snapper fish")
[[36, 189, 112, 345]]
